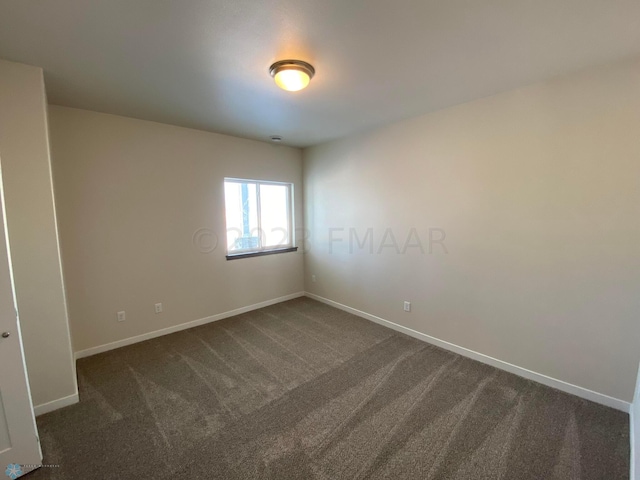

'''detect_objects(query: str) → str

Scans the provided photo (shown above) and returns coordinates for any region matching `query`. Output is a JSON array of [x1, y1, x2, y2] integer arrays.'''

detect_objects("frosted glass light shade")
[[274, 69, 310, 91], [269, 60, 315, 92]]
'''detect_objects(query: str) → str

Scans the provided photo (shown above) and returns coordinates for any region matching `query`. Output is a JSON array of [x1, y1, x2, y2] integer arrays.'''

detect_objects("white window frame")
[[224, 177, 295, 259]]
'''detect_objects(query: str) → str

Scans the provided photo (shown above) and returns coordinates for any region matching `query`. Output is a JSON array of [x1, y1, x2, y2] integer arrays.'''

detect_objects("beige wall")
[[48, 106, 304, 353], [0, 59, 77, 407], [303, 57, 640, 402]]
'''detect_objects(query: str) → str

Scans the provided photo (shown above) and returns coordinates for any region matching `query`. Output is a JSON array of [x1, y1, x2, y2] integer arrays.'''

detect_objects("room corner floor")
[[29, 298, 629, 479]]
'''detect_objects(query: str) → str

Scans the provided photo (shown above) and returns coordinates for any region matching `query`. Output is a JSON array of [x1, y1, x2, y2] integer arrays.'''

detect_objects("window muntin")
[[224, 178, 293, 256]]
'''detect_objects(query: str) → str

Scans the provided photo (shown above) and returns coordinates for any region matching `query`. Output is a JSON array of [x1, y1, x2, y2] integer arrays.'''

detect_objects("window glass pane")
[[259, 184, 290, 248], [224, 182, 259, 252]]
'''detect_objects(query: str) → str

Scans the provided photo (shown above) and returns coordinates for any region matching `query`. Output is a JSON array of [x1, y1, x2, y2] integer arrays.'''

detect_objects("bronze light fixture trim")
[[269, 60, 316, 91]]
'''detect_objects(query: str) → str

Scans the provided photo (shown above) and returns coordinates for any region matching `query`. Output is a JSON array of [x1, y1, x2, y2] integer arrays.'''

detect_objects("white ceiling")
[[1, 0, 640, 147]]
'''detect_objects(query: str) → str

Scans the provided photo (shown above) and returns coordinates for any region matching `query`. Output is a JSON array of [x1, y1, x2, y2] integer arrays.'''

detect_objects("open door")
[[0, 161, 42, 478]]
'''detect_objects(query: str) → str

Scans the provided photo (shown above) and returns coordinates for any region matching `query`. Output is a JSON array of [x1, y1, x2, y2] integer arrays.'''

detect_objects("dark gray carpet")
[[29, 298, 629, 479]]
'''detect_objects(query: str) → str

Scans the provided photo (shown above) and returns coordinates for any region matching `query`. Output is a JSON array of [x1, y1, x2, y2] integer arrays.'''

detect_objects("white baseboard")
[[34, 392, 79, 416], [74, 292, 305, 360], [631, 407, 636, 480], [631, 362, 640, 480], [305, 292, 631, 413], [70, 289, 630, 414]]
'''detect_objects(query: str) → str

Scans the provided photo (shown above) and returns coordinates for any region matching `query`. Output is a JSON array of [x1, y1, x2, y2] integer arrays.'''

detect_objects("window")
[[224, 178, 296, 259]]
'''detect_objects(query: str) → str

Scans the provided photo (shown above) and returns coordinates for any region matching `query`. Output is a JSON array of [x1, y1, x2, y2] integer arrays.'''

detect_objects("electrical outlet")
[[312, 274, 317, 283], [403, 301, 411, 312], [155, 303, 163, 314], [117, 311, 126, 322]]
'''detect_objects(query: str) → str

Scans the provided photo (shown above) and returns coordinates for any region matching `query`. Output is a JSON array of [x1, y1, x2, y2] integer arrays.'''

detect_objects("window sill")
[[226, 247, 298, 260]]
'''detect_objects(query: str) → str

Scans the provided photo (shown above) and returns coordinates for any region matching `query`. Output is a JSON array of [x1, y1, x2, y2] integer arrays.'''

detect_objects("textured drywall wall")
[[304, 57, 640, 402], [0, 59, 77, 407], [49, 106, 304, 352]]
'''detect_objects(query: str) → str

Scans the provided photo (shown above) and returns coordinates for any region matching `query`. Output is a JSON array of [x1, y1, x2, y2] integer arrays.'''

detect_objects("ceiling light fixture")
[[269, 60, 315, 92]]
